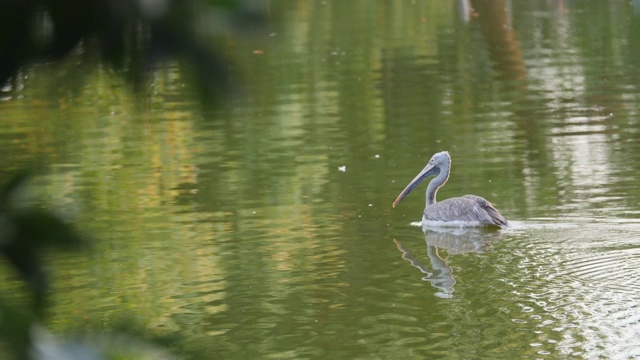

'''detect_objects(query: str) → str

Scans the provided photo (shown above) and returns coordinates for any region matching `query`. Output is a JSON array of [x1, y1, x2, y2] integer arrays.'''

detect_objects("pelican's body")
[[393, 151, 508, 228]]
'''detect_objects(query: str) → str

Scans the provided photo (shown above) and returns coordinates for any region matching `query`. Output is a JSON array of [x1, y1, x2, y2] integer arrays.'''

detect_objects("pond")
[[1, 0, 640, 358]]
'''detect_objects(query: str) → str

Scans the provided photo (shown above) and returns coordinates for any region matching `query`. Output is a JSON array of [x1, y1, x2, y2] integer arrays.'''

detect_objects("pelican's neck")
[[425, 164, 450, 207]]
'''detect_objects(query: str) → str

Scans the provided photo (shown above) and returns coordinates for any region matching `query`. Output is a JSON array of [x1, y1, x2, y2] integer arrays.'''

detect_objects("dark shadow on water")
[[394, 226, 503, 298]]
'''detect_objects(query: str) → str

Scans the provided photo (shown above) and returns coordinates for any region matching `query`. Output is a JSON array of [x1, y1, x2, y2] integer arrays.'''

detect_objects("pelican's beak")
[[392, 163, 439, 207]]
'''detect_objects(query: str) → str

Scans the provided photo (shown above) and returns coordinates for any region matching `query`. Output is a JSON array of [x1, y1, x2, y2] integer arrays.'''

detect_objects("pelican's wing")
[[462, 195, 508, 228], [425, 196, 508, 228]]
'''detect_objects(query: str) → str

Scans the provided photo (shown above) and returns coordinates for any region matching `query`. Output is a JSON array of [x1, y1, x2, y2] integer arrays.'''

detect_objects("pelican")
[[392, 151, 508, 228]]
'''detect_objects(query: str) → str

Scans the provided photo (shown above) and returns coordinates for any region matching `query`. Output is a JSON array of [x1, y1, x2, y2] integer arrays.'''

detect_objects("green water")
[[2, 0, 640, 358]]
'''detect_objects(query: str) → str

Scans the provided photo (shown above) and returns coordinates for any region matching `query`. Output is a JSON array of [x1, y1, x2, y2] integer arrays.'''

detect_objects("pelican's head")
[[392, 151, 451, 207]]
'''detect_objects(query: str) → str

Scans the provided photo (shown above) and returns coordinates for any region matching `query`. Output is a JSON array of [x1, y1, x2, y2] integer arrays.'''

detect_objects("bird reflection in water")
[[394, 226, 502, 298]]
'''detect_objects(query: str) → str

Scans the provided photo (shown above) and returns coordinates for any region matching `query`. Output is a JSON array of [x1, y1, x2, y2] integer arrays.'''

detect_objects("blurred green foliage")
[[0, 1, 265, 358], [0, 172, 83, 359], [0, 0, 265, 103]]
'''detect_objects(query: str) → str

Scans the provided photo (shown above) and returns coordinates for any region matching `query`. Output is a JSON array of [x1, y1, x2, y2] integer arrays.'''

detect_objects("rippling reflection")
[[498, 221, 640, 357], [395, 226, 502, 298]]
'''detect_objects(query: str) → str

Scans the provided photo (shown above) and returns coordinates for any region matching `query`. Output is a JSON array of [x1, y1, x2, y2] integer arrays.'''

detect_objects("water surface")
[[1, 0, 640, 358]]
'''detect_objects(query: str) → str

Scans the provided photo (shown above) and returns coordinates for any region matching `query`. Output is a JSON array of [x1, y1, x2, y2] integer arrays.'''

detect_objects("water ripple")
[[498, 221, 640, 358]]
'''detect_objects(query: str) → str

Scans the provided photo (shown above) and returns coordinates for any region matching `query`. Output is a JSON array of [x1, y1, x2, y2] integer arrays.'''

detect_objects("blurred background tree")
[[0, 0, 266, 358], [0, 0, 267, 102]]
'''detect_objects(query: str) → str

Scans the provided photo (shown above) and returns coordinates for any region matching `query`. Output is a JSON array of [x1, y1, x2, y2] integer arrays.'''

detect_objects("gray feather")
[[424, 195, 508, 228]]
